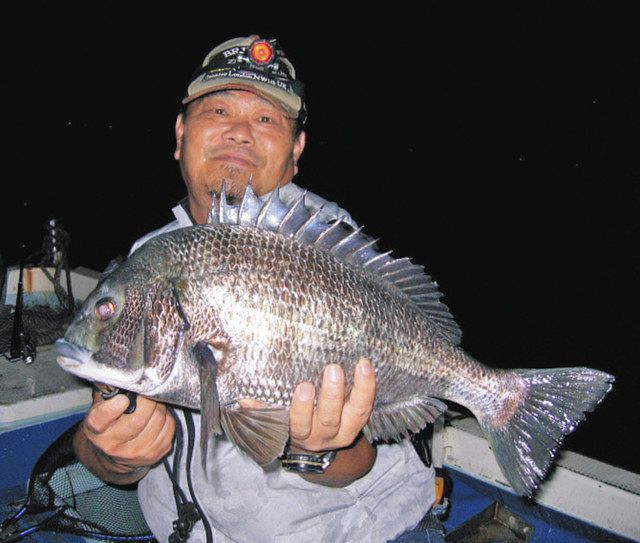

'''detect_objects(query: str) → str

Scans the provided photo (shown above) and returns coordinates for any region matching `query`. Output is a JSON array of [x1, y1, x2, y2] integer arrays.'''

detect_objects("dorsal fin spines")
[[393, 274, 435, 287], [206, 181, 462, 345], [294, 206, 326, 243], [378, 257, 419, 276], [238, 182, 262, 226], [345, 238, 389, 271], [343, 235, 378, 259], [277, 191, 309, 237], [313, 220, 350, 251], [237, 182, 252, 220], [256, 187, 280, 228], [219, 183, 230, 224], [329, 225, 366, 259], [362, 250, 393, 272], [259, 185, 291, 231], [207, 191, 219, 225]]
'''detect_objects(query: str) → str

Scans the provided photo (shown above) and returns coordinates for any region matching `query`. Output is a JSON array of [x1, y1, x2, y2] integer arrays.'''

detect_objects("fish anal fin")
[[367, 396, 448, 442], [221, 405, 290, 466]]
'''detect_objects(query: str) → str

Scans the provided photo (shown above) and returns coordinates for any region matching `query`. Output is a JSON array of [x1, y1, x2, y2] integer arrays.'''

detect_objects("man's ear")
[[174, 114, 185, 160], [293, 131, 306, 175]]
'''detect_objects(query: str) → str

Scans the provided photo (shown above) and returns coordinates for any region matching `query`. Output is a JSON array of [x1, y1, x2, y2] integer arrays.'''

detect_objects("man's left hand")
[[288, 358, 376, 452]]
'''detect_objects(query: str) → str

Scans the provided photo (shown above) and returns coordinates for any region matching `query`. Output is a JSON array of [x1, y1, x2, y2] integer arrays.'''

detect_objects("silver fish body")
[[56, 186, 614, 496]]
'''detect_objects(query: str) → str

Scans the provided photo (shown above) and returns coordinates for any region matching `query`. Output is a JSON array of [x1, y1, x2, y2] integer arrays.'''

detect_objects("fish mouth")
[[55, 338, 144, 390], [55, 338, 93, 368]]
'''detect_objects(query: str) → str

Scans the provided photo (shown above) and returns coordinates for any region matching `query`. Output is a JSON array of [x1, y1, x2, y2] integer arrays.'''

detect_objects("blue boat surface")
[[1, 265, 638, 542]]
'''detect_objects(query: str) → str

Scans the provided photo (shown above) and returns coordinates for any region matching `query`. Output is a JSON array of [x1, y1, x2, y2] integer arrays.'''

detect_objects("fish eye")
[[95, 297, 117, 321]]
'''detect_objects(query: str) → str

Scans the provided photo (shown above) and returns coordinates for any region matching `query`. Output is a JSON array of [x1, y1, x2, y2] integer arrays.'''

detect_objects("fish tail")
[[476, 367, 614, 496]]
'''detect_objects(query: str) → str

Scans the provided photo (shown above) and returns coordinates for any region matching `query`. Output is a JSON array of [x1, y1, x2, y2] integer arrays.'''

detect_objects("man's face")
[[175, 90, 306, 224]]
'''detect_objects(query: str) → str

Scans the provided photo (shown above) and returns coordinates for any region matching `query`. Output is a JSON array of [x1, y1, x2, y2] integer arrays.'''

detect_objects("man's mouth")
[[212, 153, 257, 168]]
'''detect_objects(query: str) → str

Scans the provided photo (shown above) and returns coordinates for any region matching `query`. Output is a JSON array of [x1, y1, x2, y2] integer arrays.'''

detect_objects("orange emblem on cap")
[[250, 41, 274, 64]]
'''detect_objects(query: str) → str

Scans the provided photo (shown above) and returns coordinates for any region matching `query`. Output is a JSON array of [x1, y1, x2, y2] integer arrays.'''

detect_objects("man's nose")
[[223, 120, 253, 144]]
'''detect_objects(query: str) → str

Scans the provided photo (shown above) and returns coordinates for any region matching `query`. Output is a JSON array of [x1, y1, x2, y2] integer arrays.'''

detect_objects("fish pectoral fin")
[[366, 395, 448, 442], [194, 342, 224, 464], [221, 405, 290, 466]]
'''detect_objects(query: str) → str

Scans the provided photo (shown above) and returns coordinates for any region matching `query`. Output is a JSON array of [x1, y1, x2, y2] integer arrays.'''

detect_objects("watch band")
[[281, 450, 337, 474]]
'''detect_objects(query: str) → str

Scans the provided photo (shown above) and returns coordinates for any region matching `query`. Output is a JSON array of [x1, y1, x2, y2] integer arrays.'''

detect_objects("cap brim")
[[182, 79, 301, 119]]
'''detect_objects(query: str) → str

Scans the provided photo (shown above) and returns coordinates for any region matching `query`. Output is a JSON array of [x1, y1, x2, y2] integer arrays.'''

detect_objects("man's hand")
[[74, 390, 176, 485], [288, 358, 376, 452], [286, 358, 378, 487]]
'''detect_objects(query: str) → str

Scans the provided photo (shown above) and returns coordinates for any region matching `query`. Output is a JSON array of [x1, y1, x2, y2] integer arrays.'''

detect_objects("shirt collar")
[[172, 197, 197, 226]]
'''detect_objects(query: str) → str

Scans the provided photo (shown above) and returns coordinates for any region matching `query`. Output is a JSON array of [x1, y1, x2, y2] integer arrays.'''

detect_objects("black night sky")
[[2, 4, 638, 473]]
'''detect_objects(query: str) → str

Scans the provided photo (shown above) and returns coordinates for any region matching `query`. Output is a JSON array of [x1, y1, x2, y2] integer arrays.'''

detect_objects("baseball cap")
[[183, 35, 307, 123]]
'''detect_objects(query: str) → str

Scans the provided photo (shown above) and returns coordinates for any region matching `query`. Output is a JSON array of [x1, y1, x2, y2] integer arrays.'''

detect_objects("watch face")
[[281, 450, 337, 473]]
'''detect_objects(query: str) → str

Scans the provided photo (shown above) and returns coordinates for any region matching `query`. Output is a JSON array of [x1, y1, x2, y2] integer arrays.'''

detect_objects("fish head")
[[56, 260, 187, 397]]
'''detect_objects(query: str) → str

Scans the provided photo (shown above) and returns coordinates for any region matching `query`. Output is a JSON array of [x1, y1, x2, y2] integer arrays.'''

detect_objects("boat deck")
[[0, 345, 91, 433]]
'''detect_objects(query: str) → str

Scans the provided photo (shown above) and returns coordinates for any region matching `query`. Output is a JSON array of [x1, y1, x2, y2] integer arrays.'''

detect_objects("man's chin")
[[205, 176, 250, 201]]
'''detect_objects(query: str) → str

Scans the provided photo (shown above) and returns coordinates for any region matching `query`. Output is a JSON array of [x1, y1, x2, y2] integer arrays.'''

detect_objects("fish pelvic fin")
[[220, 405, 289, 466], [366, 396, 448, 442], [478, 367, 614, 497]]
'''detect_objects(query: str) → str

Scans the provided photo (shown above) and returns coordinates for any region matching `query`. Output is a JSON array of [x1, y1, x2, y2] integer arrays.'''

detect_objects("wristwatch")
[[281, 449, 337, 474]]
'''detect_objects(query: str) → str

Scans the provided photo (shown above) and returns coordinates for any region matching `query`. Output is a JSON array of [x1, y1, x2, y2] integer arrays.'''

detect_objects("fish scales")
[[158, 225, 446, 407], [56, 184, 614, 496]]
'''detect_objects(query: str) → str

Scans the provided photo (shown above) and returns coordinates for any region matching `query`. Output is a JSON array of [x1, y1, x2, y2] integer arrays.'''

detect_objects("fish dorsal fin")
[[207, 183, 462, 345]]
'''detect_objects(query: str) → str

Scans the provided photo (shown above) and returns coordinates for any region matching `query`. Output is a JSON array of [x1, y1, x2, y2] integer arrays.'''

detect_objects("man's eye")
[[259, 116, 273, 123], [214, 108, 226, 115]]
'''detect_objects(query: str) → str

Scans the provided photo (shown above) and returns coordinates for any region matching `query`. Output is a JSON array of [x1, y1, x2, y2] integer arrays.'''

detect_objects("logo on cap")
[[250, 41, 274, 65]]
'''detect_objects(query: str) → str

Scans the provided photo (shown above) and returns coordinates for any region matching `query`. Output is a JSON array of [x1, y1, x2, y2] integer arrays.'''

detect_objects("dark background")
[[2, 4, 638, 473]]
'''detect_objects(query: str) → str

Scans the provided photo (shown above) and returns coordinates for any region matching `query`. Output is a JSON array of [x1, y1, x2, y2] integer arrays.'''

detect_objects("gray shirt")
[[133, 182, 436, 542], [139, 411, 435, 543]]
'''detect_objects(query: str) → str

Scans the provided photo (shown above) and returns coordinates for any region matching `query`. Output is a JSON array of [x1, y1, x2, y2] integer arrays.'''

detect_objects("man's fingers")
[[142, 411, 176, 464], [85, 395, 156, 441], [85, 394, 131, 434], [342, 358, 376, 431], [288, 360, 378, 452], [86, 397, 175, 464], [238, 398, 269, 409], [289, 382, 315, 441], [115, 403, 176, 465], [314, 364, 345, 436]]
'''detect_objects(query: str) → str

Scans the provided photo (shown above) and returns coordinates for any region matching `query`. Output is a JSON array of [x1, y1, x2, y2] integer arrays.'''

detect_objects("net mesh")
[[1, 423, 157, 541], [0, 304, 73, 354]]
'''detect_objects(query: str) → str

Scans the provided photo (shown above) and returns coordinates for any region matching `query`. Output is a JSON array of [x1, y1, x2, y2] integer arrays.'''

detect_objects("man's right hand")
[[74, 390, 176, 485]]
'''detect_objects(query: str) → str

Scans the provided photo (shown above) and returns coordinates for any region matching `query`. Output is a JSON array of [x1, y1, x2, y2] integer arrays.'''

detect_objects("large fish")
[[55, 185, 613, 496]]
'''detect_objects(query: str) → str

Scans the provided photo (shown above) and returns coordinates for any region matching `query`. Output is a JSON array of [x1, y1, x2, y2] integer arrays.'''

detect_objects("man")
[[73, 35, 441, 542]]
